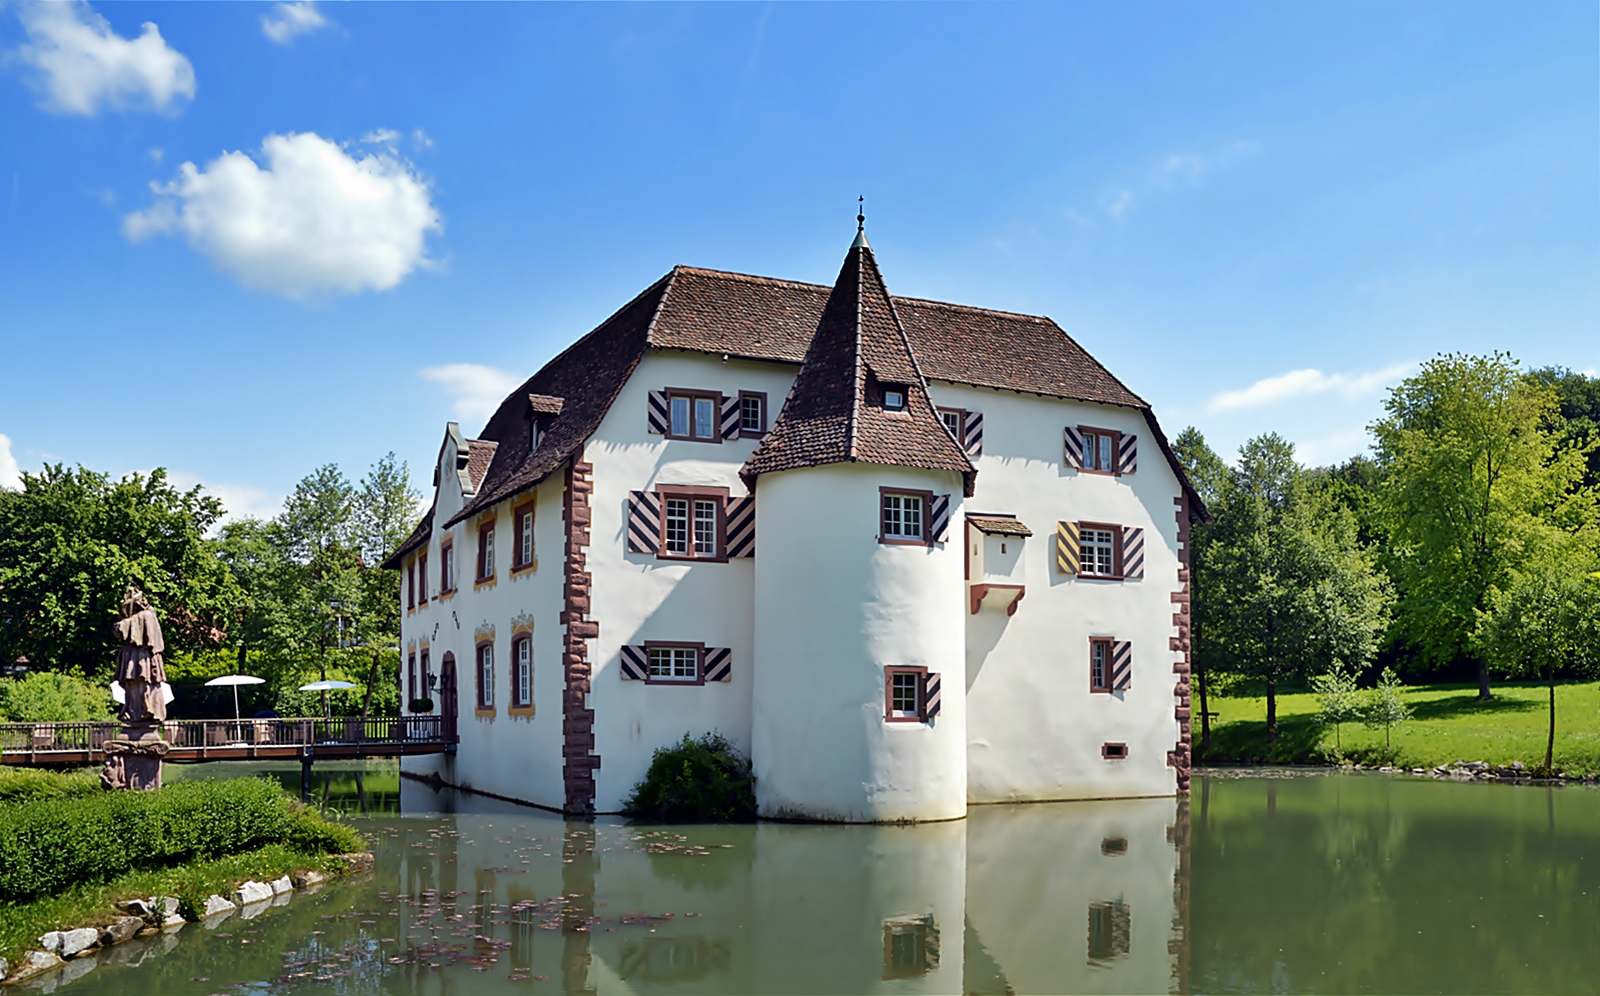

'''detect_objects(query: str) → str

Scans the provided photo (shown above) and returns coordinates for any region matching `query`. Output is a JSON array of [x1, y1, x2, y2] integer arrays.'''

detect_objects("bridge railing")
[[0, 715, 450, 756]]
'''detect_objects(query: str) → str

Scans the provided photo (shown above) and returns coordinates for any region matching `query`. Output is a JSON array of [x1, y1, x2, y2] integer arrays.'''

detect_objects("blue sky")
[[1, 1, 1595, 517]]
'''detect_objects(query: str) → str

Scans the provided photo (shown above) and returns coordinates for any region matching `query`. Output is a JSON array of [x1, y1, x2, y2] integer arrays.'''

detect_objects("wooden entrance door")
[[439, 653, 459, 744]]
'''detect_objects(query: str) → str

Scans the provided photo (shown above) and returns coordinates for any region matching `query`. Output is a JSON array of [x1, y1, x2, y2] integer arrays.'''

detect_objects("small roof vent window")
[[883, 387, 907, 412]]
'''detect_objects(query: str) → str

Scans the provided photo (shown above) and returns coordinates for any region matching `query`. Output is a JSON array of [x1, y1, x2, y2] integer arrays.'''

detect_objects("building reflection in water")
[[399, 779, 1191, 994]]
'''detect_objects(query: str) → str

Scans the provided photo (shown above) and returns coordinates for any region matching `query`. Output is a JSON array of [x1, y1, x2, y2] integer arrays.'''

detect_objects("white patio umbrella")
[[205, 674, 265, 726], [299, 679, 358, 723]]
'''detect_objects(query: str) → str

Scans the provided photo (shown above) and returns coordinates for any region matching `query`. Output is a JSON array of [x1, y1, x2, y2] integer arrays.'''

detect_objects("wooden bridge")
[[0, 716, 456, 769]]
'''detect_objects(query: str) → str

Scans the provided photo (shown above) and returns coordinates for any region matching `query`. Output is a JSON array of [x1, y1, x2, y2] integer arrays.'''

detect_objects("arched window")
[[513, 635, 532, 708], [477, 642, 494, 710]]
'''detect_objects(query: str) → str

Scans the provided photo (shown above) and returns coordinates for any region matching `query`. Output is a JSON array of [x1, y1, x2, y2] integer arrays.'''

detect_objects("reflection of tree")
[[1191, 774, 1600, 993]]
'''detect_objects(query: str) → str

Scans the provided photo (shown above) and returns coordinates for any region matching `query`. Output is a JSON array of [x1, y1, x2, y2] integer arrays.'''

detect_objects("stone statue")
[[101, 586, 170, 791]]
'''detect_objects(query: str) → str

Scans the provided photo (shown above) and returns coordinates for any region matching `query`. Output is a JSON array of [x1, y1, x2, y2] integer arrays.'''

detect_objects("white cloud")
[[261, 2, 328, 45], [419, 364, 522, 428], [147, 147, 162, 164], [12, 1, 195, 115], [123, 131, 442, 299], [0, 434, 22, 490], [1206, 361, 1416, 414], [362, 128, 401, 147], [1293, 429, 1370, 467], [167, 471, 282, 524], [412, 128, 434, 150], [1108, 190, 1133, 219]]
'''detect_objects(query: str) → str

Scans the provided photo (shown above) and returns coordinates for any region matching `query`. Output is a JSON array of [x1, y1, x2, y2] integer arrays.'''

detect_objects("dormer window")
[[883, 387, 907, 412]]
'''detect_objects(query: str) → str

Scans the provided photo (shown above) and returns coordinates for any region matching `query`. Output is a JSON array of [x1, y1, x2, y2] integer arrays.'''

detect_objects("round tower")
[[742, 230, 973, 822]]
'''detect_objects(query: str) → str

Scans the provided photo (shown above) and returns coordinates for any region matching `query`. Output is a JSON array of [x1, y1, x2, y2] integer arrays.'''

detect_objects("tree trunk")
[[1544, 663, 1556, 775], [1266, 681, 1278, 743], [1477, 657, 1492, 701], [1198, 659, 1212, 751]]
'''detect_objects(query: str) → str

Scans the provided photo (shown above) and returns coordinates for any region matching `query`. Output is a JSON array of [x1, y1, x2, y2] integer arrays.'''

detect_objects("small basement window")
[[1102, 742, 1128, 759]]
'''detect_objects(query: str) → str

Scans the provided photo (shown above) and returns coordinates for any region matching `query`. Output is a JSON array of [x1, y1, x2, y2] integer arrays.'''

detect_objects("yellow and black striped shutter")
[[1055, 520, 1080, 575]]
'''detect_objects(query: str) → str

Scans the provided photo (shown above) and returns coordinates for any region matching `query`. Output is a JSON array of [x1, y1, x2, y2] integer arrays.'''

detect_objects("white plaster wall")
[[585, 351, 799, 813], [965, 797, 1183, 994], [752, 463, 968, 823], [399, 437, 569, 810], [928, 382, 1184, 802]]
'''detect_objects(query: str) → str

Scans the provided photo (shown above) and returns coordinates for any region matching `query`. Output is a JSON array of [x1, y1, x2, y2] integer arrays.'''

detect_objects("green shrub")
[[0, 673, 115, 723], [0, 768, 102, 806], [0, 777, 364, 903], [285, 801, 365, 854], [624, 732, 756, 822]]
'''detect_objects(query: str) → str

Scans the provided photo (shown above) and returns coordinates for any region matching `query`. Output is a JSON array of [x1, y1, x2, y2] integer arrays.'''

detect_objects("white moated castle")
[[385, 229, 1207, 821]]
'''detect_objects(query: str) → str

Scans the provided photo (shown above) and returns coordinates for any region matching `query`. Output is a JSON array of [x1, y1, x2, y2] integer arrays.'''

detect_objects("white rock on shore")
[[6, 950, 64, 982], [202, 894, 238, 918], [234, 880, 274, 906], [270, 875, 294, 895], [59, 927, 101, 958]]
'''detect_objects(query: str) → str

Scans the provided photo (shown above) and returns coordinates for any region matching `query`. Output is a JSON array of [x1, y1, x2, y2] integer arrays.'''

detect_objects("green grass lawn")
[[1195, 679, 1600, 775]]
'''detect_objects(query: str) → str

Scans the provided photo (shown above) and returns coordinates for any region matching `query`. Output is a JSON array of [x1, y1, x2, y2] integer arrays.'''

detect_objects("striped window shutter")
[[1111, 641, 1133, 691], [1121, 527, 1144, 579], [963, 411, 984, 458], [646, 391, 670, 434], [627, 491, 661, 554], [726, 496, 755, 557], [930, 494, 952, 542], [620, 645, 649, 680], [1063, 426, 1084, 469], [1055, 520, 1080, 575], [924, 671, 941, 719], [704, 647, 732, 682], [1118, 434, 1138, 474], [720, 395, 742, 440]]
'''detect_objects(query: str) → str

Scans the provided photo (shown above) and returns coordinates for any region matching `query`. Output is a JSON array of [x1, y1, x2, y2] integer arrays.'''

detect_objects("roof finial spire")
[[852, 195, 869, 248]]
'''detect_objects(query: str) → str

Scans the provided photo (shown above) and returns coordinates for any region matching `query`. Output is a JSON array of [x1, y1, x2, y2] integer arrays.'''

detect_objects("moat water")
[[43, 764, 1600, 994]]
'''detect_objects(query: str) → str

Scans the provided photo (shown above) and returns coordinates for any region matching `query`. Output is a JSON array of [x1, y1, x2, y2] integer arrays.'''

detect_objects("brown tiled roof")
[[526, 394, 565, 415], [412, 242, 1206, 546], [465, 440, 497, 493], [968, 516, 1033, 536], [741, 239, 975, 494]]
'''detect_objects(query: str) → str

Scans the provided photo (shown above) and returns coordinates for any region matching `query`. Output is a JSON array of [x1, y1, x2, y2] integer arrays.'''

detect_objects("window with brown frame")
[[1079, 524, 1122, 578], [884, 666, 928, 722], [937, 407, 965, 446], [646, 642, 702, 684], [512, 500, 536, 571], [1102, 742, 1129, 759], [1090, 638, 1113, 693], [512, 635, 532, 707], [739, 391, 768, 437], [1081, 428, 1120, 474], [666, 390, 722, 442], [656, 485, 728, 561], [476, 641, 494, 710], [880, 489, 931, 546], [418, 551, 428, 602], [407, 652, 417, 702], [420, 649, 431, 697], [439, 540, 455, 593], [477, 521, 496, 582], [406, 562, 415, 609]]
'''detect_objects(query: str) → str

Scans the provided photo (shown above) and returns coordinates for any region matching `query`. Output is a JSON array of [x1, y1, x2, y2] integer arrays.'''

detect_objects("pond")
[[42, 767, 1600, 994]]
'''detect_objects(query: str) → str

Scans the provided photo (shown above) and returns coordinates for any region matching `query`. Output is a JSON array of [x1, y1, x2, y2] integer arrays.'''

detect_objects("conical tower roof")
[[742, 237, 976, 495]]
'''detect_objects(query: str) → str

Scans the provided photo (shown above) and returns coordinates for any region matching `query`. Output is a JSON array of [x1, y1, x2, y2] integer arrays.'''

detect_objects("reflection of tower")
[[561, 823, 598, 995], [744, 230, 973, 824]]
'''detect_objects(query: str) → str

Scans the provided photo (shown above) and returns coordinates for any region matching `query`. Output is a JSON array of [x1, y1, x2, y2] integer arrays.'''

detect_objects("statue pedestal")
[[101, 728, 168, 791]]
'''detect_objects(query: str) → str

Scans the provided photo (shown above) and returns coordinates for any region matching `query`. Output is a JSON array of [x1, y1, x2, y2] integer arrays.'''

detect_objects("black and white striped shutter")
[[1121, 527, 1144, 580], [924, 671, 941, 720], [725, 496, 755, 557], [646, 391, 670, 435], [1119, 434, 1138, 475], [704, 647, 732, 682], [929, 494, 952, 543], [1064, 426, 1084, 469], [620, 645, 649, 680], [963, 412, 984, 459], [1111, 641, 1133, 691], [720, 395, 742, 440], [627, 491, 661, 554]]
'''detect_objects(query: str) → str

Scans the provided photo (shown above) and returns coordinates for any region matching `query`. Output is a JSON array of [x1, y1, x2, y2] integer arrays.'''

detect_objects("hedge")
[[0, 767, 103, 807], [0, 777, 358, 904], [623, 732, 756, 822]]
